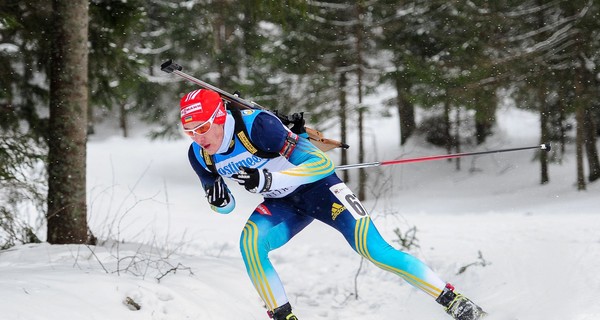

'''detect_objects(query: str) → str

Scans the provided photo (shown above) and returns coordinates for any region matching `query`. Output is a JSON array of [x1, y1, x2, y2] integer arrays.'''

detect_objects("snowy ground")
[[1, 105, 599, 320]]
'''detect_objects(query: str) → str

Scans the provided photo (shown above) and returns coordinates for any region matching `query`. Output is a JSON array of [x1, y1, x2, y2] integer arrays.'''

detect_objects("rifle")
[[161, 59, 349, 152]]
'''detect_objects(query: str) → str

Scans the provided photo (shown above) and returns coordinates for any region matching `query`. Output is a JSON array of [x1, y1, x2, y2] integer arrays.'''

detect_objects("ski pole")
[[335, 143, 551, 170], [160, 59, 349, 150]]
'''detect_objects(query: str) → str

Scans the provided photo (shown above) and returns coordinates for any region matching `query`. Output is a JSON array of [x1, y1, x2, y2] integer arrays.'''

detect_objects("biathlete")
[[179, 88, 486, 320]]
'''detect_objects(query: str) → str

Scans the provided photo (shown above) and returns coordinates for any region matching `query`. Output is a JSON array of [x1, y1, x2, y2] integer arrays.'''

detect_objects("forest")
[[1, 0, 599, 247]]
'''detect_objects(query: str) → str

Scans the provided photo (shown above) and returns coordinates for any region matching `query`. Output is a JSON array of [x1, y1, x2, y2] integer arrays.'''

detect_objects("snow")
[[1, 105, 599, 320], [0, 43, 19, 53]]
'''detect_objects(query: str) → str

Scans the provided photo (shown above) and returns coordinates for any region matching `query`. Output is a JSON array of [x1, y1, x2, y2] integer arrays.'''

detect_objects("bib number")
[[329, 183, 368, 220]]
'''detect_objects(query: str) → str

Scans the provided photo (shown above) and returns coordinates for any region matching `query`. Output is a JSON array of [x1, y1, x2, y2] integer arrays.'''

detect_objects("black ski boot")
[[267, 302, 298, 320], [436, 284, 487, 320]]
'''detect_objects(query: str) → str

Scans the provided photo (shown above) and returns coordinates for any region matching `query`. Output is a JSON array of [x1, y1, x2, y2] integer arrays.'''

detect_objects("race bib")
[[329, 183, 368, 220]]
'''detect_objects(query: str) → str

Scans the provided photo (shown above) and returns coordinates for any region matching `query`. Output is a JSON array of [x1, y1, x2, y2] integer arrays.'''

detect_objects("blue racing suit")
[[187, 109, 446, 312]]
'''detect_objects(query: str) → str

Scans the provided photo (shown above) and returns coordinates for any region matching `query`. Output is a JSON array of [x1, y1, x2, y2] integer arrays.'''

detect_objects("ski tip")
[[540, 143, 551, 152]]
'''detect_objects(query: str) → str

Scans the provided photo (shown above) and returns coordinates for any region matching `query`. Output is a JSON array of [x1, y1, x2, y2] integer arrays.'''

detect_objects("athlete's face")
[[183, 121, 224, 155]]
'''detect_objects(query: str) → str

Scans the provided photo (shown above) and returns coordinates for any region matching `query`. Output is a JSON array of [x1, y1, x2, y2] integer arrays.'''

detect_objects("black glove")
[[231, 166, 272, 193], [288, 112, 306, 135], [274, 111, 306, 135], [205, 177, 231, 207]]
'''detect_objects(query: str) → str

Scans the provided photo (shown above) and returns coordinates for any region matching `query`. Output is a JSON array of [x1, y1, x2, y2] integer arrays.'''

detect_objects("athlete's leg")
[[303, 174, 447, 299], [351, 216, 446, 297], [239, 199, 313, 312]]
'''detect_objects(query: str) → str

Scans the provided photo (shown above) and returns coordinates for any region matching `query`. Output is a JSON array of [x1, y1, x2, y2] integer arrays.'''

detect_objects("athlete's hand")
[[206, 177, 231, 207], [231, 166, 272, 193], [288, 112, 306, 135]]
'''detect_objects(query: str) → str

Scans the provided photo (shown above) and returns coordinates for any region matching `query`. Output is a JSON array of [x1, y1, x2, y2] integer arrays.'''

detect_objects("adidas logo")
[[331, 203, 345, 220]]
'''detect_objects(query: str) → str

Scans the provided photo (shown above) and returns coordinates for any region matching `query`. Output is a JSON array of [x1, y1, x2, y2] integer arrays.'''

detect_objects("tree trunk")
[[47, 0, 89, 244], [535, 0, 551, 181], [355, 2, 366, 201], [212, 2, 226, 88], [120, 100, 128, 138], [443, 97, 452, 156], [557, 90, 566, 158], [575, 104, 586, 190], [454, 104, 461, 171], [87, 99, 95, 135], [396, 76, 415, 146], [584, 106, 600, 182], [474, 98, 494, 145], [358, 103, 366, 201], [339, 71, 349, 183], [538, 85, 549, 184]]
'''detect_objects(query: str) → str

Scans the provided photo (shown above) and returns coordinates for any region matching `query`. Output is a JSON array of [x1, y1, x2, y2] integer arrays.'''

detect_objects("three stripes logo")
[[331, 203, 345, 220]]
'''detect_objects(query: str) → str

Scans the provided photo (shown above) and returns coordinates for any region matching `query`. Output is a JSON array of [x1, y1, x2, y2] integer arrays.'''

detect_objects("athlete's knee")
[[353, 217, 403, 262], [355, 239, 397, 261], [239, 221, 270, 261]]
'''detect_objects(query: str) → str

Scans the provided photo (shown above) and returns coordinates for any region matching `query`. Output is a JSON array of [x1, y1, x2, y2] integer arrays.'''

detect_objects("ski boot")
[[436, 284, 487, 320], [267, 302, 299, 320]]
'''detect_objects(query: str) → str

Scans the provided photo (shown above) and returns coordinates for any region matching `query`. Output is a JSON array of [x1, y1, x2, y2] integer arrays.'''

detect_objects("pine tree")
[[88, 0, 148, 137], [505, 0, 600, 188], [0, 1, 52, 247], [267, 1, 379, 199]]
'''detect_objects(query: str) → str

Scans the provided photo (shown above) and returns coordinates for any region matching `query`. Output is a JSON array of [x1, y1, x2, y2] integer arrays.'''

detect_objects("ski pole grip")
[[161, 59, 183, 73]]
